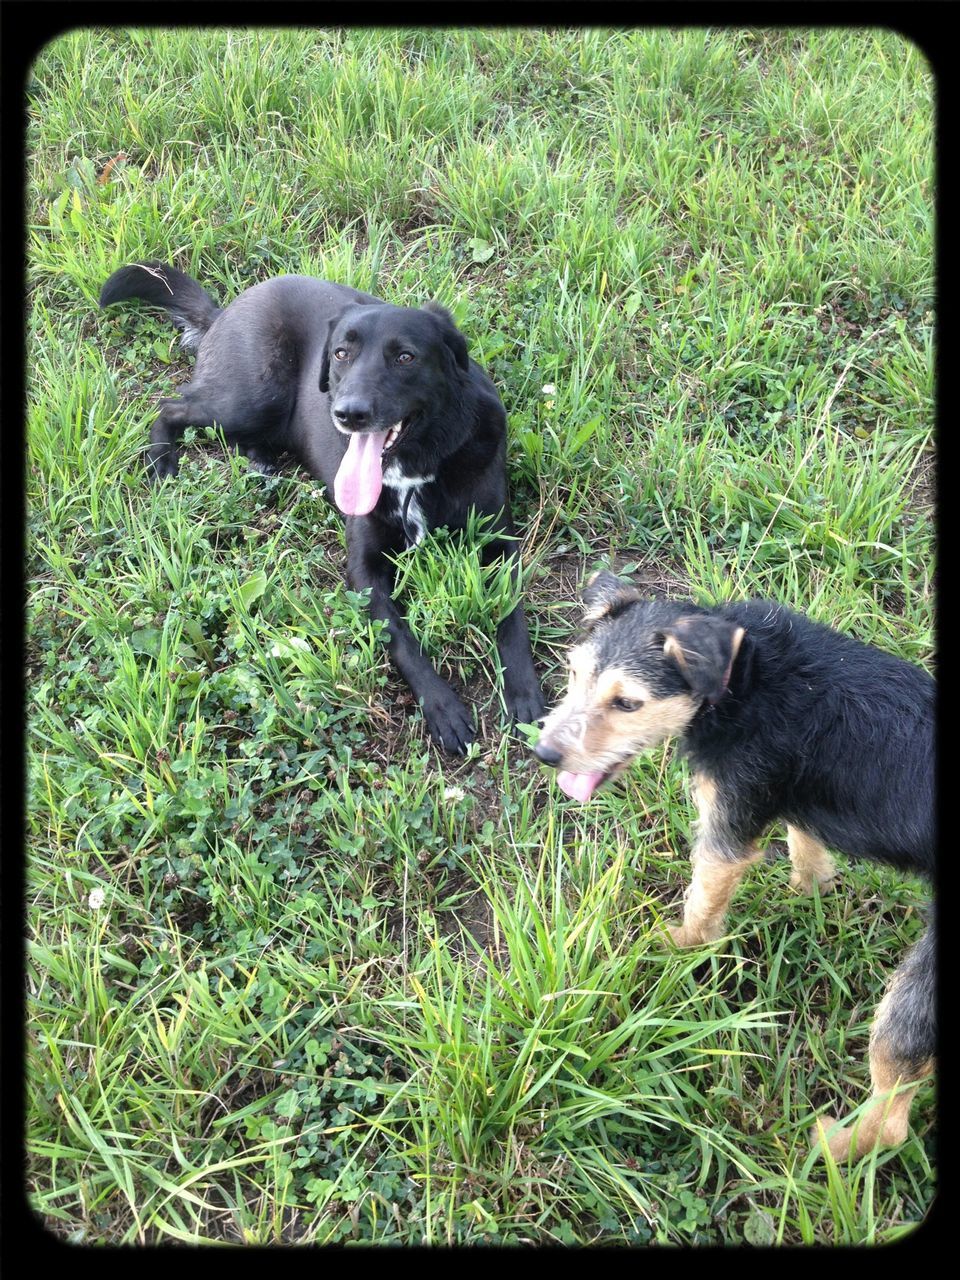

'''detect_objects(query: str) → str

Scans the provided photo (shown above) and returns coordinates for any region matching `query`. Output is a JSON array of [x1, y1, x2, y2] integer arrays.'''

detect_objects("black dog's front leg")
[[481, 527, 544, 729], [347, 520, 475, 754], [496, 602, 544, 727]]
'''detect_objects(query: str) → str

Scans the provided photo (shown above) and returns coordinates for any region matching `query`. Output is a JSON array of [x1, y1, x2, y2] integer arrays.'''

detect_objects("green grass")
[[26, 27, 934, 1245]]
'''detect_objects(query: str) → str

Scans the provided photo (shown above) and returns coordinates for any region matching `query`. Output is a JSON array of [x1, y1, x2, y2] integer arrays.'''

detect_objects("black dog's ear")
[[582, 570, 641, 626], [318, 313, 349, 393], [318, 316, 336, 393], [661, 615, 746, 704], [424, 300, 470, 371]]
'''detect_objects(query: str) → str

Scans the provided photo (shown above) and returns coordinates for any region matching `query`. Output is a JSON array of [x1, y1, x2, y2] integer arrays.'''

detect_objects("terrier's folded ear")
[[581, 570, 642, 627], [661, 616, 746, 704]]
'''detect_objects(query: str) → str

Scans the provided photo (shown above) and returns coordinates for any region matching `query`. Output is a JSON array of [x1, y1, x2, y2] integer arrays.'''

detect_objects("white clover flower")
[[268, 636, 311, 658], [443, 785, 466, 802], [88, 886, 106, 910], [541, 384, 556, 396]]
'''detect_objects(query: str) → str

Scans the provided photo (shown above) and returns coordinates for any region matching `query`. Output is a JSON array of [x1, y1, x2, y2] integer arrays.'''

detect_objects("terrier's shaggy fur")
[[535, 572, 935, 1161]]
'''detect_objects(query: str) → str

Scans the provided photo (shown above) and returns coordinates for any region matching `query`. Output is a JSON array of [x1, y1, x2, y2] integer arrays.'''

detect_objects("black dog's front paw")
[[242, 445, 278, 475], [505, 682, 545, 730], [146, 444, 179, 482], [422, 692, 476, 755]]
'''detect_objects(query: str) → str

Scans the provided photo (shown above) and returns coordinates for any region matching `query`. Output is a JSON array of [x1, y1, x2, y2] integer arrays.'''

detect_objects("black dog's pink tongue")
[[333, 431, 389, 515]]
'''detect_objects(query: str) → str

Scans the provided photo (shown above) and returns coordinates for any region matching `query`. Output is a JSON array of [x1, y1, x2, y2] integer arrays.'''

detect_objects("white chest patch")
[[381, 459, 435, 492], [381, 460, 435, 547], [400, 492, 427, 547]]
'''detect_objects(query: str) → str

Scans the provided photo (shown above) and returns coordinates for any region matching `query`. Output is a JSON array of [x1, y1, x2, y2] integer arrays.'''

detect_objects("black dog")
[[535, 571, 935, 1161], [99, 263, 543, 752]]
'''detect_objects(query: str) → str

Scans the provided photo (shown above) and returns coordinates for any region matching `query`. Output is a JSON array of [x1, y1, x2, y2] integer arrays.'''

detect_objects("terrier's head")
[[534, 572, 745, 800]]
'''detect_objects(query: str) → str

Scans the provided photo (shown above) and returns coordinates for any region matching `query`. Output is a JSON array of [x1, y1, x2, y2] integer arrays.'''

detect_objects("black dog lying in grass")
[[535, 571, 935, 1162], [99, 262, 543, 753]]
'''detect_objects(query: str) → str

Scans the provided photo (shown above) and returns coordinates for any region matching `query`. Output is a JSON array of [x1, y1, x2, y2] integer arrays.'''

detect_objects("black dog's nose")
[[534, 740, 563, 768], [333, 399, 372, 429]]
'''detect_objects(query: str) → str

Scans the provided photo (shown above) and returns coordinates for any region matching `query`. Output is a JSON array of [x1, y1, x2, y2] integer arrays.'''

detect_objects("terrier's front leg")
[[667, 773, 762, 946], [787, 825, 837, 896], [668, 842, 764, 947]]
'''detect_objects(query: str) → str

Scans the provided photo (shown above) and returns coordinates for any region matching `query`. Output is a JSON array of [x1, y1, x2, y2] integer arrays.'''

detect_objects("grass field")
[[25, 27, 935, 1245]]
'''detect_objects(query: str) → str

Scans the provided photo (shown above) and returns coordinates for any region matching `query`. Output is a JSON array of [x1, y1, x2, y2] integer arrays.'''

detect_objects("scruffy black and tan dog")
[[534, 571, 935, 1161]]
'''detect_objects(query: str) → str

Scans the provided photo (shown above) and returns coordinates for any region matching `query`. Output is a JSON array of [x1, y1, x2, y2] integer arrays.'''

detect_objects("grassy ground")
[[25, 27, 935, 1245]]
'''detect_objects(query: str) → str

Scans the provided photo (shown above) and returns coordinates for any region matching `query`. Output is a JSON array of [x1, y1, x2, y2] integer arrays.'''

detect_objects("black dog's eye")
[[611, 696, 643, 713], [396, 351, 415, 364], [333, 348, 349, 361]]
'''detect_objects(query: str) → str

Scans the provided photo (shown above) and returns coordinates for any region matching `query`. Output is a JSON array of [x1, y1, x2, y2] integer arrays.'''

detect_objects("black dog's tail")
[[99, 262, 221, 353]]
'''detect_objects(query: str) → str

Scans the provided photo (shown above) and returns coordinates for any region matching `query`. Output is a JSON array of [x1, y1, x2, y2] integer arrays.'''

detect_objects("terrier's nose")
[[534, 739, 563, 767]]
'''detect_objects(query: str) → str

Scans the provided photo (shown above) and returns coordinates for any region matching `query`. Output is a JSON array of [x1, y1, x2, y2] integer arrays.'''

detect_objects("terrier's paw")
[[790, 870, 838, 896], [665, 921, 710, 948], [812, 1114, 866, 1162]]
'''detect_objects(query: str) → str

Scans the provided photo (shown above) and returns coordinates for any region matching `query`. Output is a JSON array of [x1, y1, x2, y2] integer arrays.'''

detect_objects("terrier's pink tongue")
[[557, 770, 606, 802], [333, 430, 389, 515]]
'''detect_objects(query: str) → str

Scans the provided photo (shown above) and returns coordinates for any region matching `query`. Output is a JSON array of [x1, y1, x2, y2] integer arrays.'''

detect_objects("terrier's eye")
[[611, 696, 643, 712], [396, 351, 415, 364], [333, 348, 349, 361]]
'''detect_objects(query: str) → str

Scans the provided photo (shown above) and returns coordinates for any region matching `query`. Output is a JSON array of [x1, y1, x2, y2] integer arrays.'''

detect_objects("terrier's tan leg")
[[816, 1041, 933, 1162], [815, 928, 935, 1160], [667, 773, 763, 947], [668, 843, 764, 947], [787, 825, 837, 896]]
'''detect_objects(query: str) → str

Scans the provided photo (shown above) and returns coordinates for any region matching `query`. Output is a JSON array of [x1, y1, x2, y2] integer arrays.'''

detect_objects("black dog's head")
[[320, 300, 475, 516], [533, 572, 746, 800], [319, 300, 469, 437]]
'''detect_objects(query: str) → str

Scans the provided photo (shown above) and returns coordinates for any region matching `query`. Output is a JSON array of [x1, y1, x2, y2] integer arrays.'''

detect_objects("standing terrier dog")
[[534, 571, 935, 1161]]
